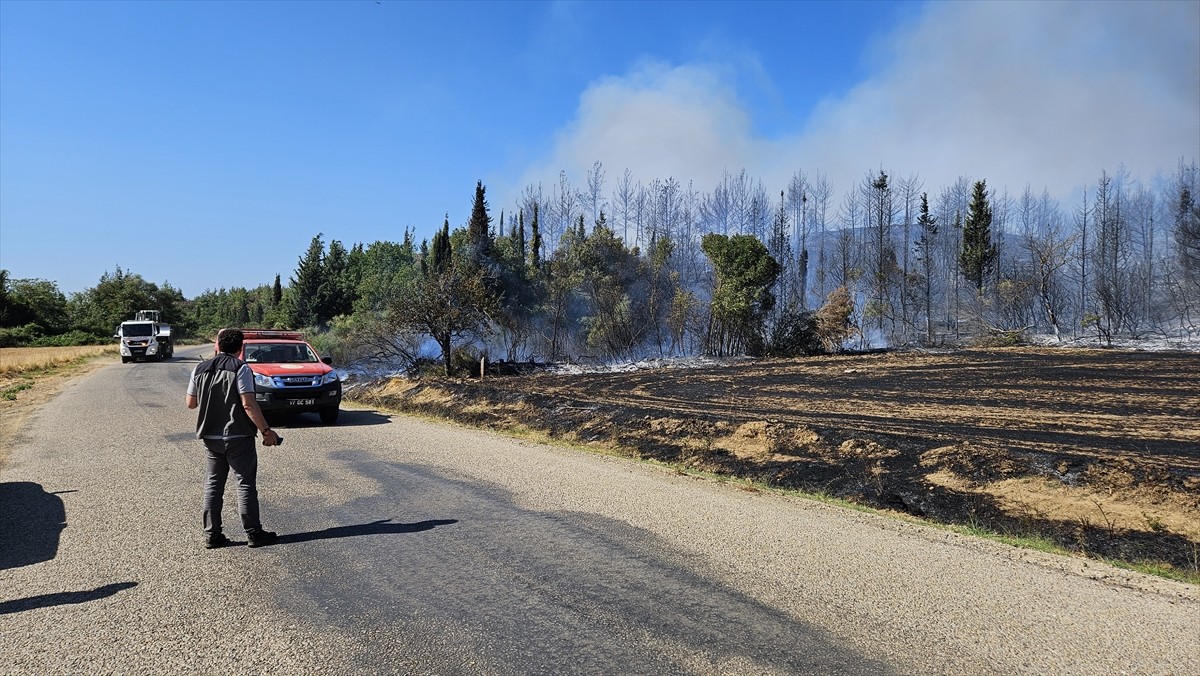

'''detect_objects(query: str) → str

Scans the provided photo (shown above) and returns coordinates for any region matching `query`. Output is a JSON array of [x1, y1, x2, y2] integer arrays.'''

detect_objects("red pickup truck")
[[234, 329, 342, 424]]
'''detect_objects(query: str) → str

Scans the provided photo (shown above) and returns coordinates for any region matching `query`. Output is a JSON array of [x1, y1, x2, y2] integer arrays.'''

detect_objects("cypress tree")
[[467, 180, 492, 265], [517, 209, 526, 263], [431, 216, 452, 275], [530, 203, 542, 269]]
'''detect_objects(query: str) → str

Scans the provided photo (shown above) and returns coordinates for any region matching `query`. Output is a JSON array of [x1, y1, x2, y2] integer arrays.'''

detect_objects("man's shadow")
[[0, 582, 138, 615], [277, 518, 457, 545]]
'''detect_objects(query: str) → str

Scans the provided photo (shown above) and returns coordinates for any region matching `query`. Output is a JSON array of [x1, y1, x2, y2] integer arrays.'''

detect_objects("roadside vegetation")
[[0, 344, 117, 377]]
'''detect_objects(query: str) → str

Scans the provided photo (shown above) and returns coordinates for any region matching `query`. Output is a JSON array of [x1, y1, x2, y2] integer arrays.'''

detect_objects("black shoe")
[[247, 530, 278, 548], [205, 533, 232, 549]]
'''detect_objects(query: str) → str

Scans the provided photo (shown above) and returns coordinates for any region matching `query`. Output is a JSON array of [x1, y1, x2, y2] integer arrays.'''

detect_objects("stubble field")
[[355, 348, 1200, 578]]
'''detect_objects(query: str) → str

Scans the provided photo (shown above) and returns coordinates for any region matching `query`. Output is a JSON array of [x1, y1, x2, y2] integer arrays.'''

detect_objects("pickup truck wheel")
[[319, 407, 340, 425]]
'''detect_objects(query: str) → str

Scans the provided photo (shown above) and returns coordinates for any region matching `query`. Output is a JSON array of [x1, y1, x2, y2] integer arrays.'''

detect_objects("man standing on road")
[[185, 328, 279, 549]]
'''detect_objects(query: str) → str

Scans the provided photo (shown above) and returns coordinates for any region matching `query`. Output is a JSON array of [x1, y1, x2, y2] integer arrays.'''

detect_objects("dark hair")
[[217, 328, 245, 355]]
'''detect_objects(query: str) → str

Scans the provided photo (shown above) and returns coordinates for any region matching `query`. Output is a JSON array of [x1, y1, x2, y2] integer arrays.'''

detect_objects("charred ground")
[[351, 348, 1200, 578]]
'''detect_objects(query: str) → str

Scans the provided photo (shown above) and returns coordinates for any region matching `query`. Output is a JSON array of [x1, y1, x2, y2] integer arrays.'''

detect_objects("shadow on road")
[[166, 409, 390, 445], [0, 582, 138, 615], [278, 518, 457, 545], [0, 482, 68, 571], [278, 456, 896, 674], [268, 408, 392, 429]]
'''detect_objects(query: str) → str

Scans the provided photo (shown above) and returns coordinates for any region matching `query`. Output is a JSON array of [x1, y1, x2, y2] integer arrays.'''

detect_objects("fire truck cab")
[[234, 329, 342, 424]]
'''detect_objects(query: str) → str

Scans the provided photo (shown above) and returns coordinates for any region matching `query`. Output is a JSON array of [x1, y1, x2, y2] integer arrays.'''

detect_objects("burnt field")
[[355, 348, 1200, 577]]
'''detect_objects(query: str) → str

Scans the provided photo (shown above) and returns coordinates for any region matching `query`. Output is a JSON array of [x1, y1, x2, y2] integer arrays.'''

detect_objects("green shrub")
[[767, 308, 824, 357], [304, 328, 341, 362], [30, 330, 105, 347], [970, 330, 1027, 348], [450, 346, 485, 377], [0, 323, 41, 347]]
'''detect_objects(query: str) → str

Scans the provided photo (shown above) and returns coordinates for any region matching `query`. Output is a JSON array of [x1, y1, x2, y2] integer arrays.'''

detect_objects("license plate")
[[288, 398, 315, 406]]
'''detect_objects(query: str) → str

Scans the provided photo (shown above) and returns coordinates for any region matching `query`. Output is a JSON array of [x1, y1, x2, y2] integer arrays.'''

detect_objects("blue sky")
[[2, 0, 1196, 297]]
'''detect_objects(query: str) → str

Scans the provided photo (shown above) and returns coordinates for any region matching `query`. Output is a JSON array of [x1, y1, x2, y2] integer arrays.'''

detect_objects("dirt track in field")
[[354, 348, 1200, 576]]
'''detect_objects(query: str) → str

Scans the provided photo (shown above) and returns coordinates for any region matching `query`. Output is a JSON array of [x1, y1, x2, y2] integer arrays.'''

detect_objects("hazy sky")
[[1, 0, 1196, 296]]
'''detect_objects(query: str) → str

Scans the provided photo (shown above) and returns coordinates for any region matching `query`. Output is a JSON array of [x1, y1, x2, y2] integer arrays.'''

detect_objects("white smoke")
[[511, 1, 1199, 203]]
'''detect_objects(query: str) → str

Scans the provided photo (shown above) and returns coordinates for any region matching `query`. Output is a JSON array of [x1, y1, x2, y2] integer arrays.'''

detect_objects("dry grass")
[[0, 345, 117, 375]]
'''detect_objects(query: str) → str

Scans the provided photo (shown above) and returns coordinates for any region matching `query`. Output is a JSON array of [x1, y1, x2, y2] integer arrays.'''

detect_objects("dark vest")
[[194, 353, 257, 439]]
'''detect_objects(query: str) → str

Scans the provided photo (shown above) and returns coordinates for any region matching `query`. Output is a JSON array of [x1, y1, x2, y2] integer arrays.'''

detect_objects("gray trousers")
[[202, 437, 263, 535]]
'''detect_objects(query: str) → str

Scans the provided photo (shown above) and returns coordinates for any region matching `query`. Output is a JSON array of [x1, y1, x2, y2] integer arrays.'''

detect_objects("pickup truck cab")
[[235, 329, 341, 424]]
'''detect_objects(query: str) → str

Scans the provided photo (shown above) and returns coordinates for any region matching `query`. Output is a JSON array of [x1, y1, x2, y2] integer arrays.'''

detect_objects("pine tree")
[[1176, 186, 1200, 286], [319, 239, 351, 321], [347, 242, 365, 307], [289, 234, 325, 327], [868, 170, 895, 332], [960, 180, 996, 293], [914, 193, 938, 343], [768, 190, 790, 324]]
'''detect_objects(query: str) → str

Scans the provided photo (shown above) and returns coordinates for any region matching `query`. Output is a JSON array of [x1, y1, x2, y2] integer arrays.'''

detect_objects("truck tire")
[[122, 356, 130, 364], [319, 407, 340, 425]]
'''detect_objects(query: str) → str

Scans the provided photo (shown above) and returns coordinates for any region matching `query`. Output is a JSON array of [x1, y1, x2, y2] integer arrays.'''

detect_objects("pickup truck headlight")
[[254, 373, 276, 389], [320, 371, 340, 385]]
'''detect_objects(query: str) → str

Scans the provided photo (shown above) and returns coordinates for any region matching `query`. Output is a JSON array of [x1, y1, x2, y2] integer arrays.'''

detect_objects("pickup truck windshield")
[[244, 343, 318, 363]]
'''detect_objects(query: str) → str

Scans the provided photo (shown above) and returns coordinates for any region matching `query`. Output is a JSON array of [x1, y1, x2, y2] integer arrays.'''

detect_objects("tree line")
[[0, 267, 187, 347], [4, 160, 1197, 371]]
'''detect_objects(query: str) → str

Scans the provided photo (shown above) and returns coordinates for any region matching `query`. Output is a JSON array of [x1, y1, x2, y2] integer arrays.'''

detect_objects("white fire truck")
[[115, 310, 173, 363]]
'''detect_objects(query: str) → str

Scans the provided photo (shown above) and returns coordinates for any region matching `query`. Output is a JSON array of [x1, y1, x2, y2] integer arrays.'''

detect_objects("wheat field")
[[0, 345, 117, 375]]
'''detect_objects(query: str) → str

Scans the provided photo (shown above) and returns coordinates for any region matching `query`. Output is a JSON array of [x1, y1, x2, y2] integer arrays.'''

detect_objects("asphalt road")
[[1, 346, 1197, 674]]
